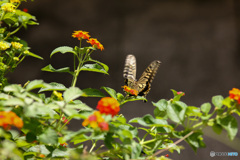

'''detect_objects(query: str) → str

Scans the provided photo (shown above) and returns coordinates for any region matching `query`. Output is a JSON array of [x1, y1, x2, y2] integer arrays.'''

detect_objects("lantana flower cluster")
[[0, 111, 23, 130], [122, 85, 138, 96], [82, 97, 120, 131], [72, 30, 104, 51], [229, 88, 240, 104]]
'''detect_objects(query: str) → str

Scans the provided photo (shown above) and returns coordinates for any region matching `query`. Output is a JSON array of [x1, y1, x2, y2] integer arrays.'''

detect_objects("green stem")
[[89, 140, 96, 153], [3, 24, 23, 40]]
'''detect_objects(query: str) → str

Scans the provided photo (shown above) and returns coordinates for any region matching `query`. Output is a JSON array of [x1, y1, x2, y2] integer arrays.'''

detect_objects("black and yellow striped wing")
[[123, 54, 161, 97], [136, 60, 161, 97], [123, 54, 137, 88]]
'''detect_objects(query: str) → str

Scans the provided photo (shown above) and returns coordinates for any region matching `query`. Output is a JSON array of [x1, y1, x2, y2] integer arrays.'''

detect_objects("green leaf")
[[167, 101, 187, 124], [39, 128, 58, 145], [24, 102, 55, 118], [25, 80, 46, 91], [39, 82, 67, 92], [217, 115, 238, 140], [81, 88, 105, 97], [63, 87, 83, 103], [24, 51, 43, 60], [4, 84, 23, 93], [212, 95, 224, 109], [52, 149, 69, 158], [1, 98, 25, 106], [27, 145, 50, 155], [101, 86, 117, 99], [212, 123, 222, 135], [80, 63, 108, 75], [50, 46, 76, 58], [41, 64, 73, 75], [26, 132, 37, 143], [121, 96, 147, 105], [186, 132, 206, 152], [200, 103, 211, 114], [186, 106, 202, 117], [88, 58, 109, 73], [129, 114, 168, 127], [152, 99, 168, 117]]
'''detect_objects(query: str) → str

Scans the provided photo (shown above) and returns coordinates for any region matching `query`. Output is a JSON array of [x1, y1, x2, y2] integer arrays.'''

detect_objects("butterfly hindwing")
[[123, 54, 137, 88], [123, 54, 161, 97]]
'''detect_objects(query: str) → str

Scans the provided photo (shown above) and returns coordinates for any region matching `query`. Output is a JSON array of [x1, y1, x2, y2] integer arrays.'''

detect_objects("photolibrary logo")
[[210, 151, 238, 157]]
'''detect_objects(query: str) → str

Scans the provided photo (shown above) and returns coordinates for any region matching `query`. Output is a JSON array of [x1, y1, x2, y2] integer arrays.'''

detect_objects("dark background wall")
[[9, 0, 240, 159]]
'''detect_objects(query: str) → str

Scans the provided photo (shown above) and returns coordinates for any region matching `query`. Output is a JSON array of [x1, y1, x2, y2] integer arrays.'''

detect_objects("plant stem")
[[89, 140, 96, 153], [148, 131, 194, 159]]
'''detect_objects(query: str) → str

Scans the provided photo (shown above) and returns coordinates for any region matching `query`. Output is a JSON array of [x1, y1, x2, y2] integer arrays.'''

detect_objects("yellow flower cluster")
[[0, 41, 10, 50], [10, 0, 21, 3], [11, 42, 23, 49], [1, 3, 16, 13]]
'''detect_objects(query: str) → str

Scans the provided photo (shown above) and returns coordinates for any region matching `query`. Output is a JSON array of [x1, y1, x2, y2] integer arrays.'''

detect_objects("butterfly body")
[[123, 54, 161, 97]]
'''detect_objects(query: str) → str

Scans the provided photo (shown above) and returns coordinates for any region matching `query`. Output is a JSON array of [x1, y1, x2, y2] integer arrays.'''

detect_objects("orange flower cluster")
[[97, 97, 120, 117], [0, 111, 23, 130], [122, 85, 138, 96], [87, 38, 104, 51], [229, 88, 240, 104], [72, 30, 104, 51], [82, 111, 109, 131], [72, 30, 90, 40]]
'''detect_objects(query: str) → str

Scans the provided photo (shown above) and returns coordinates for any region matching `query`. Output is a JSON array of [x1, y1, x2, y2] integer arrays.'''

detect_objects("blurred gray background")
[[9, 0, 240, 159]]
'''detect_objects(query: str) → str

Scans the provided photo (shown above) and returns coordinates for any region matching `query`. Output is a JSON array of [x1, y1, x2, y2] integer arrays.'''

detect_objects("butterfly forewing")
[[123, 54, 161, 97], [137, 60, 161, 96]]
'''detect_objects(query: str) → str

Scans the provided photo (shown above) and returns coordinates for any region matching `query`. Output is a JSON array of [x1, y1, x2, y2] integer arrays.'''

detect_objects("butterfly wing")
[[123, 54, 137, 88], [136, 60, 161, 97]]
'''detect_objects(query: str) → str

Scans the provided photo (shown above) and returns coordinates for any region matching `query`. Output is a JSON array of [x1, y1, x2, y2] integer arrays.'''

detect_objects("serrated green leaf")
[[212, 95, 224, 109], [41, 64, 73, 75], [50, 46, 76, 58], [81, 88, 105, 97], [39, 82, 67, 92], [63, 87, 83, 103], [88, 58, 109, 72], [39, 128, 58, 145], [25, 80, 46, 91], [52, 148, 69, 157], [80, 63, 108, 75]]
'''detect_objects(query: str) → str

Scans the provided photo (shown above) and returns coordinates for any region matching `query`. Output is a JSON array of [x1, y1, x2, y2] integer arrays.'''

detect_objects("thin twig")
[[146, 130, 194, 159]]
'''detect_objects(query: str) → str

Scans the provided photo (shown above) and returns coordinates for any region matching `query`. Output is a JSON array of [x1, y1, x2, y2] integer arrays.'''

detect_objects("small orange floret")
[[72, 30, 90, 40], [87, 38, 104, 51], [122, 85, 138, 96], [229, 88, 240, 104]]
